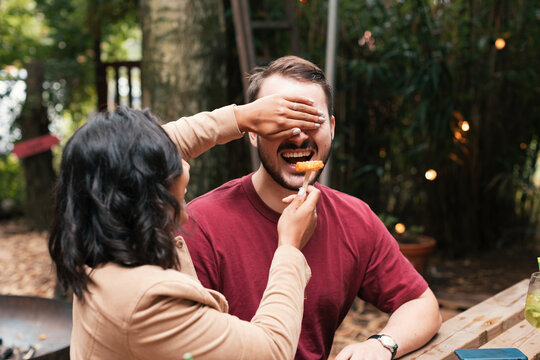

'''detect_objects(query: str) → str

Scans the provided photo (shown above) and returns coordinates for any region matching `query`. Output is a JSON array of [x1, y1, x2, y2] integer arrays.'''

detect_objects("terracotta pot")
[[398, 235, 436, 275]]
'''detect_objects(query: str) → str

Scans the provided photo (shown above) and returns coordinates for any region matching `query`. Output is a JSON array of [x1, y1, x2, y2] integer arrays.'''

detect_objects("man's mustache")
[[277, 140, 318, 152]]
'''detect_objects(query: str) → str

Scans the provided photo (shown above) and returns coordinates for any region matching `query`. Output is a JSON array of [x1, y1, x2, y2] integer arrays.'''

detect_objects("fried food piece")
[[295, 160, 324, 172], [296, 161, 325, 197]]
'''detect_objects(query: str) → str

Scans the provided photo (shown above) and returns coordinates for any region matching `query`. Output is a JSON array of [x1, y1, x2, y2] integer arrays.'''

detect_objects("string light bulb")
[[425, 169, 437, 181], [460, 121, 470, 132], [395, 223, 406, 234], [495, 38, 506, 50]]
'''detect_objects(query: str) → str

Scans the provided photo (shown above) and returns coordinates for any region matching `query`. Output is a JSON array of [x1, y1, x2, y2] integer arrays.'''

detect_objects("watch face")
[[380, 335, 397, 349]]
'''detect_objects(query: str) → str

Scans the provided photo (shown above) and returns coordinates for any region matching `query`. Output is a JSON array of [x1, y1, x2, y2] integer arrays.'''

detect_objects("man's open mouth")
[[281, 150, 314, 165]]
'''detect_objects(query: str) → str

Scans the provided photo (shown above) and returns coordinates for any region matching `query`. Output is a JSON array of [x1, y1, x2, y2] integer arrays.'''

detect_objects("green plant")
[[290, 0, 540, 255], [0, 154, 25, 204], [378, 213, 425, 239]]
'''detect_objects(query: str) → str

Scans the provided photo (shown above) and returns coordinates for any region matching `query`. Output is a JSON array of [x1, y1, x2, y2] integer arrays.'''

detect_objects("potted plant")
[[379, 214, 436, 275]]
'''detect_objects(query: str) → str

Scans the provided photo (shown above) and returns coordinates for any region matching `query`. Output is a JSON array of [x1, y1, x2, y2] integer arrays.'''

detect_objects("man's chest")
[[215, 222, 365, 321]]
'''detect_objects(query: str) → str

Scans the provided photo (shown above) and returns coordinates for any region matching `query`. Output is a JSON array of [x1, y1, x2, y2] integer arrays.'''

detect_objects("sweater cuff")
[[214, 104, 243, 144]]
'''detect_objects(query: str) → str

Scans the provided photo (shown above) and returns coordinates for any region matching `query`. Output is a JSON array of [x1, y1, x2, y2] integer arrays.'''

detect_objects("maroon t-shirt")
[[184, 174, 427, 360]]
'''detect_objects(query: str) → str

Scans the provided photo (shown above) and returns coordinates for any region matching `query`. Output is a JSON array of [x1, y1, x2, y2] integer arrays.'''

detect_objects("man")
[[183, 56, 441, 360]]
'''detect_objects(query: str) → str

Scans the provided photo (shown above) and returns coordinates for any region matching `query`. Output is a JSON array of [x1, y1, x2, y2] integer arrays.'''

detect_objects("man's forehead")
[[258, 75, 329, 110]]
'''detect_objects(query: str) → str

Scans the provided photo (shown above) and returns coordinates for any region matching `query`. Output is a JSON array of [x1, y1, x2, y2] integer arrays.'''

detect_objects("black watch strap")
[[368, 334, 398, 359]]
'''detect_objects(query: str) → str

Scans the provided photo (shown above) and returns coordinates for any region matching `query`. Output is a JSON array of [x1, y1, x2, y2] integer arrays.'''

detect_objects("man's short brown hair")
[[247, 56, 333, 116]]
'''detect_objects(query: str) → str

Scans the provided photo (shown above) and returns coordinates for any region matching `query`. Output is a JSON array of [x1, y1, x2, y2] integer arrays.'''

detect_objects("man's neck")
[[251, 167, 296, 214]]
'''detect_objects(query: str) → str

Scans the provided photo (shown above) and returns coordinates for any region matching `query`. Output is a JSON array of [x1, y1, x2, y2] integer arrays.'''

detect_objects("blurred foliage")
[[1, 0, 538, 254], [250, 0, 540, 255], [0, 155, 25, 204], [378, 213, 424, 238], [326, 0, 539, 254], [101, 22, 142, 62], [0, 0, 48, 66], [0, 0, 139, 206]]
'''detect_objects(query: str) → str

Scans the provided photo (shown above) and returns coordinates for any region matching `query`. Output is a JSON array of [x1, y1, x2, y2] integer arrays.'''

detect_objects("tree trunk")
[[94, 27, 107, 112], [140, 0, 231, 197], [17, 61, 56, 230], [221, 0, 251, 180]]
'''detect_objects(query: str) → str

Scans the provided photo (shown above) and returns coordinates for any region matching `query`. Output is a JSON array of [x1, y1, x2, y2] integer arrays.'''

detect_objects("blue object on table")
[[454, 348, 528, 360]]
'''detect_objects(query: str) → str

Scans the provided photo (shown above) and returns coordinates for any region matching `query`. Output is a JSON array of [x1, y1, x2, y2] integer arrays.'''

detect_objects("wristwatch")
[[368, 334, 398, 359]]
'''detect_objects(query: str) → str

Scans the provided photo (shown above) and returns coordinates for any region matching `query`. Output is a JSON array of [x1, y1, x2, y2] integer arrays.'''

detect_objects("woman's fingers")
[[283, 95, 315, 108], [278, 186, 320, 249], [288, 101, 324, 118], [281, 194, 296, 204], [287, 100, 318, 115], [264, 123, 319, 141], [282, 186, 319, 209], [284, 95, 326, 117], [298, 186, 321, 212], [285, 108, 324, 126], [265, 128, 298, 141]]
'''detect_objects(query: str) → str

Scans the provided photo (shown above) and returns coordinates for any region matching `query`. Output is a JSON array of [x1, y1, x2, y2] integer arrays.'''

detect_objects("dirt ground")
[[0, 219, 537, 359]]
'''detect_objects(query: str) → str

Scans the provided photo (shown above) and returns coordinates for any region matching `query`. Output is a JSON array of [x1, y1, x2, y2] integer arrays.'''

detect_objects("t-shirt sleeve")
[[182, 216, 223, 292], [358, 212, 428, 313]]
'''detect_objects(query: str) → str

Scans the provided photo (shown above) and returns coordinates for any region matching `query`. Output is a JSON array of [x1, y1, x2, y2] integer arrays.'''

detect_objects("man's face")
[[249, 75, 335, 191]]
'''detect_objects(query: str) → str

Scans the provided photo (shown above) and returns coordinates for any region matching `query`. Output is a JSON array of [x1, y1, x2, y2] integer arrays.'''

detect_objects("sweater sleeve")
[[162, 105, 243, 161], [128, 246, 311, 360]]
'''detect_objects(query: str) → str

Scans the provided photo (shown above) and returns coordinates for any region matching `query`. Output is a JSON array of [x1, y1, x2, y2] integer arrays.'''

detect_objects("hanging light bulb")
[[425, 169, 437, 181], [395, 223, 406, 234], [495, 38, 506, 50]]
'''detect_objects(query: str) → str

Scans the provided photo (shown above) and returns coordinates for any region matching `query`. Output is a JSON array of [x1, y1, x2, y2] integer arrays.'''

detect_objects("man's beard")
[[257, 137, 331, 191]]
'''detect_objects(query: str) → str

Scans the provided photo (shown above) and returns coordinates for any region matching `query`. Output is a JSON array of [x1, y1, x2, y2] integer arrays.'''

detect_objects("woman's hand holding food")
[[277, 186, 321, 250], [234, 94, 325, 140]]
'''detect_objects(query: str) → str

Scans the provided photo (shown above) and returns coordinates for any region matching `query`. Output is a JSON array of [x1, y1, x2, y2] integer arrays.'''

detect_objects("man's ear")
[[330, 115, 336, 140], [248, 132, 258, 148]]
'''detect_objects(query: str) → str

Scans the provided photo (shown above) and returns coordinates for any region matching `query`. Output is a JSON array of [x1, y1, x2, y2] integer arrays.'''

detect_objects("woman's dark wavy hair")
[[49, 107, 183, 299]]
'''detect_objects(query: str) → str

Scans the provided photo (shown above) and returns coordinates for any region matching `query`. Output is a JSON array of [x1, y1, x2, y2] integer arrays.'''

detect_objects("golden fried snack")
[[296, 161, 325, 197], [295, 160, 324, 172]]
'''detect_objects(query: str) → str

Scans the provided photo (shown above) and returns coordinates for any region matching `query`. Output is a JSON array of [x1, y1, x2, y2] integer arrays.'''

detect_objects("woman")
[[49, 95, 322, 360]]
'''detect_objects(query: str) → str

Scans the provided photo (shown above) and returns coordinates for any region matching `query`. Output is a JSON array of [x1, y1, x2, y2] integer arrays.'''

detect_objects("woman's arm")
[[162, 95, 323, 161], [162, 105, 240, 161], [128, 188, 320, 360], [127, 246, 309, 360]]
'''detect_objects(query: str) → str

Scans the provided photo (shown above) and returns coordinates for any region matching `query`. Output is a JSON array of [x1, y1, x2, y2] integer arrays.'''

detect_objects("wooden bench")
[[401, 279, 540, 360]]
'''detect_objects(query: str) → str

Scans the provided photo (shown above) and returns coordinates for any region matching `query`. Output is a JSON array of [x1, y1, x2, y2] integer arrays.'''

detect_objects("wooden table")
[[401, 279, 540, 360]]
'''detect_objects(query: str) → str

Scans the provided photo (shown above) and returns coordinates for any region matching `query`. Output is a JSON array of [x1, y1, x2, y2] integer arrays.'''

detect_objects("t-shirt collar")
[[241, 173, 281, 223]]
